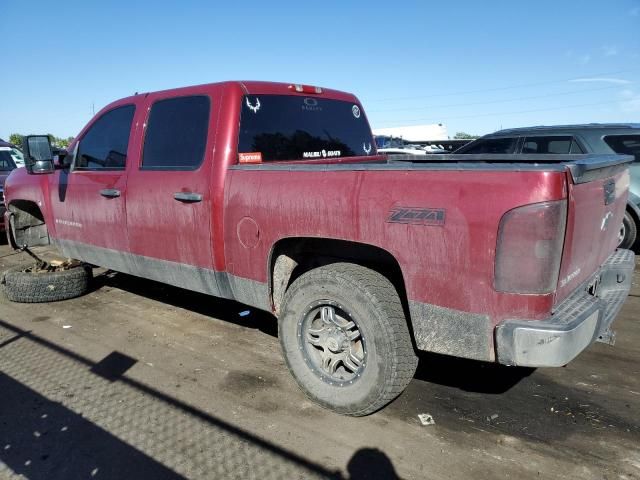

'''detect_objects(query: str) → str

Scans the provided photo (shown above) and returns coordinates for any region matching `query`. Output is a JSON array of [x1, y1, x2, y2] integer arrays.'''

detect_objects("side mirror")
[[22, 135, 54, 174]]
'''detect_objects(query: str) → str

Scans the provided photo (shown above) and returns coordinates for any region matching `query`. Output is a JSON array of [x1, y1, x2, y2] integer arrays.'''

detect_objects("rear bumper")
[[495, 249, 635, 367]]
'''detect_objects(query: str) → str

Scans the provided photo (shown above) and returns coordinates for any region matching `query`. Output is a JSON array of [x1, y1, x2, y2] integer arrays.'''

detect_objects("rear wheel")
[[279, 263, 418, 416], [619, 210, 637, 250]]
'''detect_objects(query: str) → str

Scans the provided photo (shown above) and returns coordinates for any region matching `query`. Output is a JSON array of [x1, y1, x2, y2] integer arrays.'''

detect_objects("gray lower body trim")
[[495, 249, 635, 367], [53, 238, 271, 312], [408, 301, 493, 361]]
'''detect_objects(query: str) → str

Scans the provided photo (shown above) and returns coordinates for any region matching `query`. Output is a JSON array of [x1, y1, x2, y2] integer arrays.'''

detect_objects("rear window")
[[238, 95, 374, 162], [603, 135, 640, 162], [522, 136, 584, 154], [457, 137, 518, 154], [0, 150, 17, 171]]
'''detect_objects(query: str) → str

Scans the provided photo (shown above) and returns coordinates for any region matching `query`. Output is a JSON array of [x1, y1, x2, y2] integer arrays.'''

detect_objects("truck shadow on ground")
[[92, 270, 279, 337], [91, 271, 640, 448], [0, 319, 400, 480]]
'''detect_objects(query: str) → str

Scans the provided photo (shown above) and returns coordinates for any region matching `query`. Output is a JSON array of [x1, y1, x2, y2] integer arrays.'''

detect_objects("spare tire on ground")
[[1, 263, 92, 303]]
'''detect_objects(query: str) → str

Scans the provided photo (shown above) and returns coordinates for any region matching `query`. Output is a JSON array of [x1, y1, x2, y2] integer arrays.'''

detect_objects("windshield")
[[238, 95, 375, 162], [0, 150, 17, 171], [9, 147, 24, 165]]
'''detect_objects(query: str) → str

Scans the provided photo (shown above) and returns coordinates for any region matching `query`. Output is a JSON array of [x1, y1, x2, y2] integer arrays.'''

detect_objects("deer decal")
[[246, 97, 261, 113]]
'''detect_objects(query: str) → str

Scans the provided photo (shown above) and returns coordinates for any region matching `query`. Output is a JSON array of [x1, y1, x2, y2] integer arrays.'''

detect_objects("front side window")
[[76, 105, 135, 170], [142, 96, 210, 170], [458, 137, 518, 154], [238, 95, 375, 162], [603, 135, 640, 162]]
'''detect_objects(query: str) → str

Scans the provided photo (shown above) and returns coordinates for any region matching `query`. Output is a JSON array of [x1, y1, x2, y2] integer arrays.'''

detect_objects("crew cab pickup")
[[3, 81, 635, 415]]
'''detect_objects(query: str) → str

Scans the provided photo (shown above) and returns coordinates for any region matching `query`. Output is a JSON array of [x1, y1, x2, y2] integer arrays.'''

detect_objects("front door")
[[125, 92, 220, 295], [48, 104, 137, 261]]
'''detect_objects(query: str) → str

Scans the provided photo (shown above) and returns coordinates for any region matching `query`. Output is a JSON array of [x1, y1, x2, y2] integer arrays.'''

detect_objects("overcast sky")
[[1, 0, 639, 140]]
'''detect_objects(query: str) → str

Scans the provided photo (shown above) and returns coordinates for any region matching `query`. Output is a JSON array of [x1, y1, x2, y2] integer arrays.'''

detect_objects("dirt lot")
[[0, 243, 638, 480]]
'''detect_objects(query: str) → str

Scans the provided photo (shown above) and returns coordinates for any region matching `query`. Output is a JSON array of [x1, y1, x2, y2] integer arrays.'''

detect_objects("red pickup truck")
[[2, 81, 635, 415]]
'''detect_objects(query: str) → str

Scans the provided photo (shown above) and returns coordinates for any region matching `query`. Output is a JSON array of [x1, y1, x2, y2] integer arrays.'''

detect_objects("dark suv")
[[455, 124, 640, 250]]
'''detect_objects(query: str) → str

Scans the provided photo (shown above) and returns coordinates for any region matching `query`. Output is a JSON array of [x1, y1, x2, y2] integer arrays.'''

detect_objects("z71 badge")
[[387, 207, 445, 226]]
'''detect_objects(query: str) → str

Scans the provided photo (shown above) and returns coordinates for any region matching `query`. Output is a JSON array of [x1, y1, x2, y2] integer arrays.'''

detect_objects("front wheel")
[[279, 263, 418, 416]]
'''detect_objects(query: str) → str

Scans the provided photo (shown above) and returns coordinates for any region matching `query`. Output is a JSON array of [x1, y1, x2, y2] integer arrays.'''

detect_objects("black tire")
[[1, 263, 91, 303], [619, 210, 638, 250], [279, 263, 418, 416]]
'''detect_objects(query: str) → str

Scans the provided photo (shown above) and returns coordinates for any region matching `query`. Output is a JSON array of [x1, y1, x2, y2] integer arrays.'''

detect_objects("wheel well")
[[7, 200, 50, 248], [269, 238, 409, 317], [627, 203, 639, 226]]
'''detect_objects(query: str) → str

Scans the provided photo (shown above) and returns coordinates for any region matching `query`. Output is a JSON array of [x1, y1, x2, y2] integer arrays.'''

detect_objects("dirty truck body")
[[3, 81, 635, 415]]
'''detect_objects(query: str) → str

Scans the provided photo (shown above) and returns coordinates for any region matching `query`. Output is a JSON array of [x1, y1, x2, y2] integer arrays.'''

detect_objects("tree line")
[[8, 133, 74, 149]]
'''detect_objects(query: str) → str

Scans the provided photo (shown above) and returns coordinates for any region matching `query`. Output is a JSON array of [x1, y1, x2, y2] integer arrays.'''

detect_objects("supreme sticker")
[[239, 152, 262, 163]]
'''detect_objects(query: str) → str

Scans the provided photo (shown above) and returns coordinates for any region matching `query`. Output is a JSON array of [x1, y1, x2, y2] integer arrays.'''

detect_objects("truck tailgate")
[[555, 156, 632, 305]]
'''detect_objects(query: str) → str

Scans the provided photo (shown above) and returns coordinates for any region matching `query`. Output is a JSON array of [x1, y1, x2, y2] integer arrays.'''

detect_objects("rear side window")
[[238, 95, 375, 162], [603, 135, 640, 162], [76, 105, 135, 170], [522, 136, 582, 154], [458, 137, 517, 154], [142, 96, 210, 170]]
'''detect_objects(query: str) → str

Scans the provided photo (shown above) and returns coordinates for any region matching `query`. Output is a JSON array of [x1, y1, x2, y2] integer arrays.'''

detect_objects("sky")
[[1, 0, 639, 140]]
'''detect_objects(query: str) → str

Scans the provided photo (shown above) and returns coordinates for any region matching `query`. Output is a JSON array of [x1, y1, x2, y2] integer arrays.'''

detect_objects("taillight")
[[288, 84, 323, 94], [495, 200, 567, 294]]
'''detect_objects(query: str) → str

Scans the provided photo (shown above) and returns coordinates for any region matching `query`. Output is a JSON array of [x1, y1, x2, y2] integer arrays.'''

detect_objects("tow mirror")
[[22, 135, 55, 174]]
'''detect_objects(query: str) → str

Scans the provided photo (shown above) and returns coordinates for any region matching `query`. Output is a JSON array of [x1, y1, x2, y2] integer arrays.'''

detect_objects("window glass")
[[76, 105, 135, 170], [603, 135, 640, 162], [0, 150, 17, 170], [9, 148, 24, 164], [238, 95, 375, 161], [142, 96, 210, 170], [522, 136, 573, 154], [570, 139, 584, 153], [458, 137, 518, 154]]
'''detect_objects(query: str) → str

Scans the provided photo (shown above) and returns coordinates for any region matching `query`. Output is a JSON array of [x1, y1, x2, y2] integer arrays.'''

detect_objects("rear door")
[[48, 104, 136, 254], [125, 91, 219, 292]]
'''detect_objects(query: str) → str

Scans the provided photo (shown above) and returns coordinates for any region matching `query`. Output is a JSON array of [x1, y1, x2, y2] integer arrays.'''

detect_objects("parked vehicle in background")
[[0, 140, 24, 167], [375, 135, 448, 154], [455, 124, 640, 251], [2, 83, 635, 415], [0, 144, 18, 233]]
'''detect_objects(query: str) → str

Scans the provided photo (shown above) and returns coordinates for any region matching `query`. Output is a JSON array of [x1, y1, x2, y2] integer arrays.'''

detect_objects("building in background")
[[372, 124, 449, 143]]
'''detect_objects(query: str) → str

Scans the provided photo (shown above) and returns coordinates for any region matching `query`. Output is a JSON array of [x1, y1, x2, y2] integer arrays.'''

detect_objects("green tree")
[[454, 132, 479, 139], [56, 137, 74, 148], [9, 133, 24, 146]]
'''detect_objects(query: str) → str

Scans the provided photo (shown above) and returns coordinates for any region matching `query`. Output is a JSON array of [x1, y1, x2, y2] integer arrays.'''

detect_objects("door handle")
[[100, 189, 121, 198], [173, 192, 203, 203]]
